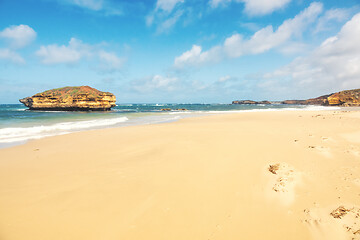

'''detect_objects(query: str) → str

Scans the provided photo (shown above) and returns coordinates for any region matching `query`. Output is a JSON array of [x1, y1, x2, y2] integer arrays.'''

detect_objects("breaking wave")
[[0, 117, 128, 143]]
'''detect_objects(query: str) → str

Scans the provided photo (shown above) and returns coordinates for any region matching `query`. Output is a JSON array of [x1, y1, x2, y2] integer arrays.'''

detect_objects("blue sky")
[[0, 0, 359, 103]]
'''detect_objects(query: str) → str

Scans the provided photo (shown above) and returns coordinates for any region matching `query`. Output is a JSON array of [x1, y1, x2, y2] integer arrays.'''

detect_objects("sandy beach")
[[0, 110, 360, 240]]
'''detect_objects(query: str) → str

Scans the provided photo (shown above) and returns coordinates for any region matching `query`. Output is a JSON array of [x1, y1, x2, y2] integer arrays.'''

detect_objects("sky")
[[0, 0, 359, 103]]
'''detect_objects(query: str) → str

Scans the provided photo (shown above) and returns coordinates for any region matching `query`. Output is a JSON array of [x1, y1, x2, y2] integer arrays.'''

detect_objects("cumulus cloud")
[[0, 48, 25, 64], [36, 38, 91, 64], [0, 24, 37, 64], [36, 38, 125, 72], [263, 12, 360, 94], [175, 2, 323, 69], [132, 75, 179, 93], [0, 24, 36, 49], [242, 0, 292, 16], [209, 0, 292, 16], [174, 45, 222, 68]]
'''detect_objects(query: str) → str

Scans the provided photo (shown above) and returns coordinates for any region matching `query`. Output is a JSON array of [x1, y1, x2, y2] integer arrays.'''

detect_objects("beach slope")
[[0, 110, 360, 240]]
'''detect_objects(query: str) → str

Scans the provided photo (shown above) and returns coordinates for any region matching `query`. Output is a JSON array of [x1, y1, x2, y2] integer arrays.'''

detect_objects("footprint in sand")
[[267, 163, 300, 205], [303, 205, 360, 240], [331, 206, 360, 239], [268, 163, 295, 193]]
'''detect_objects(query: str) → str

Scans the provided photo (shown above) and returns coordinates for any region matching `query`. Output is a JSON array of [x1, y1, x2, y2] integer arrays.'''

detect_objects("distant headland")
[[19, 86, 116, 111], [232, 88, 360, 107]]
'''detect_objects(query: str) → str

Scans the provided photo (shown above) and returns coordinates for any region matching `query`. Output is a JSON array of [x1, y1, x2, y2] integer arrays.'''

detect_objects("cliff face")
[[282, 89, 360, 106], [326, 89, 360, 106], [19, 86, 116, 111], [282, 94, 331, 105], [232, 88, 360, 107]]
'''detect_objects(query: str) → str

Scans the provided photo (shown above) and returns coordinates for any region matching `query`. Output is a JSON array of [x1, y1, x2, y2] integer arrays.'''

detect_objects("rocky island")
[[19, 86, 116, 111]]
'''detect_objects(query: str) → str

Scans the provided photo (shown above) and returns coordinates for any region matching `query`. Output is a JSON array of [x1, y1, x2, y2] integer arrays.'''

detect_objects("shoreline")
[[0, 105, 346, 149], [1, 109, 360, 239]]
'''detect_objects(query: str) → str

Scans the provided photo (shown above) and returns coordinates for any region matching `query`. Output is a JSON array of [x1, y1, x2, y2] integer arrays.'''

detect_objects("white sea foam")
[[303, 105, 341, 111], [0, 117, 128, 143], [167, 111, 193, 115]]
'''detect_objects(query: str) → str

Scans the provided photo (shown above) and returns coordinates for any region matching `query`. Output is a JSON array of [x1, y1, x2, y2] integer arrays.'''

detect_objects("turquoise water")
[[0, 103, 336, 147]]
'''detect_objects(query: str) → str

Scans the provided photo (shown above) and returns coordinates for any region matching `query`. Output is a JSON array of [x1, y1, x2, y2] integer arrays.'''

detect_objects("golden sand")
[[0, 110, 360, 240]]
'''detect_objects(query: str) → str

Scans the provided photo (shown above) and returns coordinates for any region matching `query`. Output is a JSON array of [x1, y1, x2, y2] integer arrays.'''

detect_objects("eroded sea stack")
[[19, 86, 116, 111]]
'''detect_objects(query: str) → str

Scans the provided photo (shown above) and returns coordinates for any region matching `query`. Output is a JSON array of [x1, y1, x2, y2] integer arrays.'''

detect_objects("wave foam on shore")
[[0, 117, 128, 144]]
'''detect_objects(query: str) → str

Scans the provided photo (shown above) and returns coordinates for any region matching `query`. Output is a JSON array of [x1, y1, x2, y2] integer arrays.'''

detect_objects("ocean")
[[0, 103, 340, 148]]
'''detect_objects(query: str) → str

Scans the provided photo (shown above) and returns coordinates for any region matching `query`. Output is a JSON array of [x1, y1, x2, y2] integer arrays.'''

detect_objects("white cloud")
[[174, 44, 222, 68], [146, 0, 185, 33], [36, 38, 125, 72], [0, 24, 36, 64], [132, 75, 179, 92], [0, 48, 25, 64], [209, 0, 231, 8], [242, 0, 292, 16], [156, 0, 184, 12], [240, 22, 261, 32], [70, 0, 103, 10], [98, 50, 125, 72], [156, 10, 184, 34], [224, 2, 323, 56], [146, 14, 155, 26], [57, 0, 122, 16], [314, 8, 351, 33], [263, 12, 360, 94], [218, 75, 231, 82], [209, 0, 292, 16], [277, 41, 309, 55], [0, 24, 36, 49], [175, 2, 323, 69], [36, 38, 90, 64]]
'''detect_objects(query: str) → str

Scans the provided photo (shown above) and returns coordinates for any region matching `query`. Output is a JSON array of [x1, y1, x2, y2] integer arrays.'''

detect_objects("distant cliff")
[[19, 86, 116, 111], [232, 88, 360, 107], [281, 94, 332, 105], [282, 89, 360, 106]]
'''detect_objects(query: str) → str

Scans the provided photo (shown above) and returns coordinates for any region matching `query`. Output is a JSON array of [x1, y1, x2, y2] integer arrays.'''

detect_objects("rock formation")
[[282, 89, 360, 106], [19, 86, 116, 111], [327, 89, 360, 106], [281, 94, 331, 105], [232, 89, 360, 107]]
